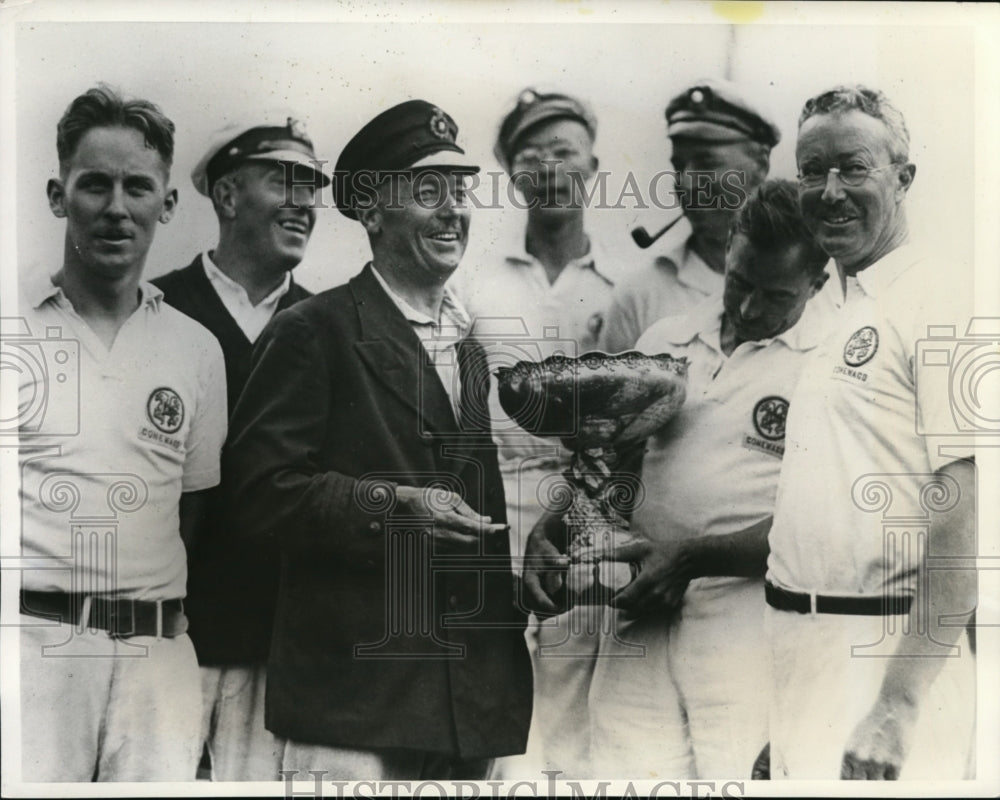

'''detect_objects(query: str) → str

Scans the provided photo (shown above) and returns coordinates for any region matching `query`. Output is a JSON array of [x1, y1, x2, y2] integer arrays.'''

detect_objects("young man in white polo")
[[16, 85, 226, 782]]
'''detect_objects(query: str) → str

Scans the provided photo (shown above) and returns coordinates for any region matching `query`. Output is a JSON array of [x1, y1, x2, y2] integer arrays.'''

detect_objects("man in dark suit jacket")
[[224, 100, 533, 780], [152, 115, 330, 781]]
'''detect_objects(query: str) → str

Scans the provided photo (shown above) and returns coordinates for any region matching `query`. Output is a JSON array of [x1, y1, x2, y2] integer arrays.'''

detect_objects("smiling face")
[[509, 118, 597, 210], [723, 232, 827, 343], [48, 125, 176, 282], [795, 109, 914, 274], [225, 161, 318, 272], [367, 170, 470, 284]]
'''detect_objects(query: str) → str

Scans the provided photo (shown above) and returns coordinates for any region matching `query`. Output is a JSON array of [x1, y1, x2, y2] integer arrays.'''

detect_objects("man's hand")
[[393, 485, 507, 549], [840, 695, 918, 780], [607, 537, 693, 621], [840, 459, 975, 780], [522, 511, 571, 618]]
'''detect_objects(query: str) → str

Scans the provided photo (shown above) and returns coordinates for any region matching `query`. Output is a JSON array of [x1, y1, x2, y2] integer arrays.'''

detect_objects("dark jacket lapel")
[[179, 255, 253, 347], [350, 264, 459, 436]]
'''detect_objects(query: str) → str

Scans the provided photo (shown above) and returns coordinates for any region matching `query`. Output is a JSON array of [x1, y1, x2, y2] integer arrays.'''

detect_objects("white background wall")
[[4, 3, 985, 294]]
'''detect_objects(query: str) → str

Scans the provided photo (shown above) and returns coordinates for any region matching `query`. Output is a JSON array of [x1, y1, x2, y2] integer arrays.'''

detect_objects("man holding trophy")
[[515, 180, 837, 778]]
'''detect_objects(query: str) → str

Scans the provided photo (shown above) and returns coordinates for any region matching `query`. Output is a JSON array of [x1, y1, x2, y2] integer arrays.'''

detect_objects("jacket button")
[[448, 595, 459, 609], [369, 522, 381, 533]]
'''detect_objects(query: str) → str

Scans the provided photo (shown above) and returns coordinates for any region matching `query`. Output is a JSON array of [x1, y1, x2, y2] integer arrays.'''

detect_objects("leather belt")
[[765, 580, 912, 616], [20, 590, 188, 638]]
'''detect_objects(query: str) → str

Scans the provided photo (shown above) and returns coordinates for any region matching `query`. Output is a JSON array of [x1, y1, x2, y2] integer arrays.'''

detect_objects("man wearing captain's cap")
[[153, 114, 329, 780], [223, 100, 532, 779], [601, 78, 780, 354]]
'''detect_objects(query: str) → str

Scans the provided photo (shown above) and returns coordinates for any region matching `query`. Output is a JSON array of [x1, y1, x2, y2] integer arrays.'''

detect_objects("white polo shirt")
[[633, 290, 834, 593], [452, 224, 629, 463], [767, 244, 975, 596], [16, 274, 227, 600], [600, 217, 723, 355]]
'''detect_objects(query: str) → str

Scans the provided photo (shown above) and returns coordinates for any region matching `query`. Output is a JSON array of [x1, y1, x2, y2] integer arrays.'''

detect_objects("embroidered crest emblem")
[[753, 396, 788, 441], [429, 107, 451, 140], [147, 387, 184, 434], [843, 326, 879, 367]]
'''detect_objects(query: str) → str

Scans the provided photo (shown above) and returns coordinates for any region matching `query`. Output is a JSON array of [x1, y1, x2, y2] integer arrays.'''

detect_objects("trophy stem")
[[561, 446, 643, 602]]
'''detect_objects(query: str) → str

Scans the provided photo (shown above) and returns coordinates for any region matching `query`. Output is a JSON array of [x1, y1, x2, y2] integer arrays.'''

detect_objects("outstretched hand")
[[394, 485, 507, 548]]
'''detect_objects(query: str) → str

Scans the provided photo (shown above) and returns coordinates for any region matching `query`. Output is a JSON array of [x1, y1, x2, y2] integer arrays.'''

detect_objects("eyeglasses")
[[510, 145, 583, 170], [796, 162, 899, 188]]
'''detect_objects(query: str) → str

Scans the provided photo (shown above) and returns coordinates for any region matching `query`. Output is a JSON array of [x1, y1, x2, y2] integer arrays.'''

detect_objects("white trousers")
[[491, 464, 601, 780], [200, 663, 284, 781], [19, 613, 201, 782], [765, 606, 976, 779], [588, 579, 770, 779]]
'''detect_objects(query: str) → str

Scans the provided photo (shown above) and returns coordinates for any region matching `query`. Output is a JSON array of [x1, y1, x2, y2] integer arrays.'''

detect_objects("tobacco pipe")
[[630, 214, 684, 249]]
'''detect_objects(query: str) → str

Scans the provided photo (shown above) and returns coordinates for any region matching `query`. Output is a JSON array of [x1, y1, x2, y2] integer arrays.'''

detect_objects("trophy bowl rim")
[[492, 349, 690, 380]]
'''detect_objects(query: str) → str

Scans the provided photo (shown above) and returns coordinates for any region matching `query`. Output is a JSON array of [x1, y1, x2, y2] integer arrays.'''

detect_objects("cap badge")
[[429, 107, 451, 140], [288, 117, 308, 141], [518, 88, 539, 107]]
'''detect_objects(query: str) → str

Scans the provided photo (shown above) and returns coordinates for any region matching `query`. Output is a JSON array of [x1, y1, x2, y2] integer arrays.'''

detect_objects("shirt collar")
[[202, 250, 292, 307], [650, 292, 725, 351], [769, 298, 827, 351], [24, 270, 163, 311], [370, 264, 471, 336], [647, 287, 827, 355], [506, 233, 622, 285], [651, 216, 724, 295], [849, 243, 920, 299]]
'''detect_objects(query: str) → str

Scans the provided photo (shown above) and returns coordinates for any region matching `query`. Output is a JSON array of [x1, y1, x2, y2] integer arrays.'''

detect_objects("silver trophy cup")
[[496, 350, 688, 602]]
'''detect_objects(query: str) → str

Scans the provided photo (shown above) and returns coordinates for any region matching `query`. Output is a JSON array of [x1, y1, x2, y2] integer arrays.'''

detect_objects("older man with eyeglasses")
[[762, 85, 976, 780]]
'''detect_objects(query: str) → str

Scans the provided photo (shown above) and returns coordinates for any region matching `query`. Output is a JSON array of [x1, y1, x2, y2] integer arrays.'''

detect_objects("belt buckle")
[[809, 591, 817, 617], [106, 598, 135, 638]]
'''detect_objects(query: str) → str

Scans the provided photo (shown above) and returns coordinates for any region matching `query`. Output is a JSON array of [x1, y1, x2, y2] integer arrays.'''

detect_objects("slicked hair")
[[56, 84, 176, 169], [798, 84, 910, 162], [730, 179, 829, 275]]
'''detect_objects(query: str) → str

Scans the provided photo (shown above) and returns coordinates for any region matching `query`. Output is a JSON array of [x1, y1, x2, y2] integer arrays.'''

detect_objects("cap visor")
[[244, 150, 332, 186], [408, 152, 480, 173], [667, 120, 752, 144]]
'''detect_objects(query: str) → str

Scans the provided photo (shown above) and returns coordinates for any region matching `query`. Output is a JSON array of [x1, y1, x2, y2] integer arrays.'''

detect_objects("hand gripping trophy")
[[496, 351, 688, 603]]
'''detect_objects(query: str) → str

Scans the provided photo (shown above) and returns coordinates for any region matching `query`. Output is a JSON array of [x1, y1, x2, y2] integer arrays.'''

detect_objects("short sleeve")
[[183, 333, 227, 491]]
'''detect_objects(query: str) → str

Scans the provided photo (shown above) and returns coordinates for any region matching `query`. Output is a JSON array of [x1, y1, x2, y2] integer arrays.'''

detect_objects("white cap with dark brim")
[[191, 116, 331, 197]]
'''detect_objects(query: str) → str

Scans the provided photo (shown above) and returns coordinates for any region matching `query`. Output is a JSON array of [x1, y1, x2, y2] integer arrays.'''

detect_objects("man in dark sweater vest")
[[152, 115, 330, 781]]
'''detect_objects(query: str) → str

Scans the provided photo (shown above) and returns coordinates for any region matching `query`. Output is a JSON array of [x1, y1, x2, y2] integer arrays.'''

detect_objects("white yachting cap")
[[191, 115, 331, 196]]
